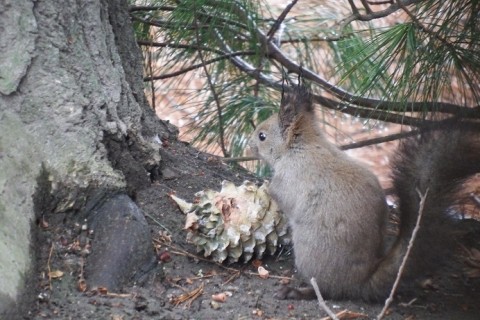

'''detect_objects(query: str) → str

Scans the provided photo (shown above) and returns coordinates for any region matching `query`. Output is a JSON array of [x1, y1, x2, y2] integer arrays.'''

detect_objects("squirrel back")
[[249, 86, 480, 301]]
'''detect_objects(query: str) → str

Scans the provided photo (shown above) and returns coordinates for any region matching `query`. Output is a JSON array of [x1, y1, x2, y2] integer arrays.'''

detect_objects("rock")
[[85, 194, 155, 291]]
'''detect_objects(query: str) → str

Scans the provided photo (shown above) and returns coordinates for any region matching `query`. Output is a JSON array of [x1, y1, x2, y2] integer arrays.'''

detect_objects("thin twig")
[[47, 243, 54, 291], [170, 282, 204, 307], [143, 51, 255, 82], [192, 4, 229, 157], [280, 35, 349, 43], [154, 239, 239, 273], [131, 16, 207, 31], [266, 0, 298, 42], [220, 156, 258, 162], [313, 95, 430, 127], [310, 277, 339, 320], [347, 0, 360, 15], [145, 212, 172, 233], [367, 0, 394, 5], [341, 0, 421, 26], [245, 271, 293, 281], [137, 40, 227, 55], [129, 5, 176, 12], [377, 188, 429, 320], [360, 0, 373, 13], [147, 41, 156, 110], [258, 0, 298, 97], [340, 130, 418, 150]]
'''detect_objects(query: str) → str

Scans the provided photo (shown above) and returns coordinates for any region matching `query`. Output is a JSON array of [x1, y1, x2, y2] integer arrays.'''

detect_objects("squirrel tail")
[[366, 121, 480, 300]]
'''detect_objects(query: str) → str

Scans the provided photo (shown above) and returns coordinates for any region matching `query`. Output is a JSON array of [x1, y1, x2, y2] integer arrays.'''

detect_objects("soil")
[[27, 138, 480, 320]]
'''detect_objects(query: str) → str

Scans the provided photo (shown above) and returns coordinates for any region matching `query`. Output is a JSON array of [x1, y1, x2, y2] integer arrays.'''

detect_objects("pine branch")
[[143, 51, 255, 81], [129, 5, 176, 12], [137, 40, 226, 54], [225, 2, 479, 120], [212, 31, 457, 127], [213, 24, 476, 126], [340, 130, 418, 151], [341, 0, 425, 26], [133, 0, 480, 163]]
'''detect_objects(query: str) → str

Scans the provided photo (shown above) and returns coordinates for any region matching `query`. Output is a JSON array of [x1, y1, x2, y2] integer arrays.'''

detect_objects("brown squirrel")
[[249, 85, 480, 301]]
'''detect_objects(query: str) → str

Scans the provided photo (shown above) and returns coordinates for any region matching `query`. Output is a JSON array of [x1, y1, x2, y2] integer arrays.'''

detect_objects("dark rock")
[[86, 194, 154, 291]]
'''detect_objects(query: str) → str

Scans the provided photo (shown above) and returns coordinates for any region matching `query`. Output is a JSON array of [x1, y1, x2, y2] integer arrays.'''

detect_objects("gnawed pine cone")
[[171, 180, 290, 263]]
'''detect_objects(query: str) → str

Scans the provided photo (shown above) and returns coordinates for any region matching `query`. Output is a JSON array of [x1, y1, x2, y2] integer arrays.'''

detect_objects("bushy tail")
[[367, 121, 480, 300]]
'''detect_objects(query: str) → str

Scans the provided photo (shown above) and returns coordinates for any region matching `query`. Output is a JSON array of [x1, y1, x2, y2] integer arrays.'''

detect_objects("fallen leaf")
[[48, 270, 64, 279], [77, 279, 87, 292]]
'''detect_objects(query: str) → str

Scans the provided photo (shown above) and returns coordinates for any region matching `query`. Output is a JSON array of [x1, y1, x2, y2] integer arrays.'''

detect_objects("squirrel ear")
[[279, 85, 314, 141]]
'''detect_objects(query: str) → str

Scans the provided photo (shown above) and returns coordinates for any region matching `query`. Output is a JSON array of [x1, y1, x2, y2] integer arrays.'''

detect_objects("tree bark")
[[0, 0, 175, 317]]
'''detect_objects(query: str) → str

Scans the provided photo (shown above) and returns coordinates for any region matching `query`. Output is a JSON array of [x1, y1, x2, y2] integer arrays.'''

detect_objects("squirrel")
[[249, 85, 480, 301]]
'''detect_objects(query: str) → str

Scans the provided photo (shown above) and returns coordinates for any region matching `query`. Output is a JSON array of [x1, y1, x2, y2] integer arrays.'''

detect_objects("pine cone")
[[171, 180, 291, 263]]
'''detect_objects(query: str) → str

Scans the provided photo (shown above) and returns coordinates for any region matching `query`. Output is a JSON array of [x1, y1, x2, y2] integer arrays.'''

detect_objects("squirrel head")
[[249, 86, 316, 166]]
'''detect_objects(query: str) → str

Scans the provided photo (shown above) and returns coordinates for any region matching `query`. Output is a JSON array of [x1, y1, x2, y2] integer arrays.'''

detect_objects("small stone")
[[210, 300, 221, 310], [161, 167, 178, 180]]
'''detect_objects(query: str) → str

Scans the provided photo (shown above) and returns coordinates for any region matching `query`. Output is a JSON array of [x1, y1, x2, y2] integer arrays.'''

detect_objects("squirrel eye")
[[258, 132, 266, 141]]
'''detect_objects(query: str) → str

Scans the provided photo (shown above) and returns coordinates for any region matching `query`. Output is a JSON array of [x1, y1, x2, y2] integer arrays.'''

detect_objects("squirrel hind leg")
[[274, 286, 317, 300]]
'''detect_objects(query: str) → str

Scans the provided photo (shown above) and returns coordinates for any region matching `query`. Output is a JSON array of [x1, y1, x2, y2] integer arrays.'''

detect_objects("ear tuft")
[[279, 85, 313, 136]]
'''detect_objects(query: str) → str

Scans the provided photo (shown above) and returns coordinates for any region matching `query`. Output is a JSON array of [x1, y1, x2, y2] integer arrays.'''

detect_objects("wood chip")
[[320, 309, 368, 320]]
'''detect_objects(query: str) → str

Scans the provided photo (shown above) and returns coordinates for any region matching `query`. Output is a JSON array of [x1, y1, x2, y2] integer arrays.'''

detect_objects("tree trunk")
[[0, 0, 175, 317]]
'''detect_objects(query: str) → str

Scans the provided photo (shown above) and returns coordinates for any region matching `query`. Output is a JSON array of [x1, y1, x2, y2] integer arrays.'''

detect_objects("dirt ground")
[[26, 137, 480, 320]]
